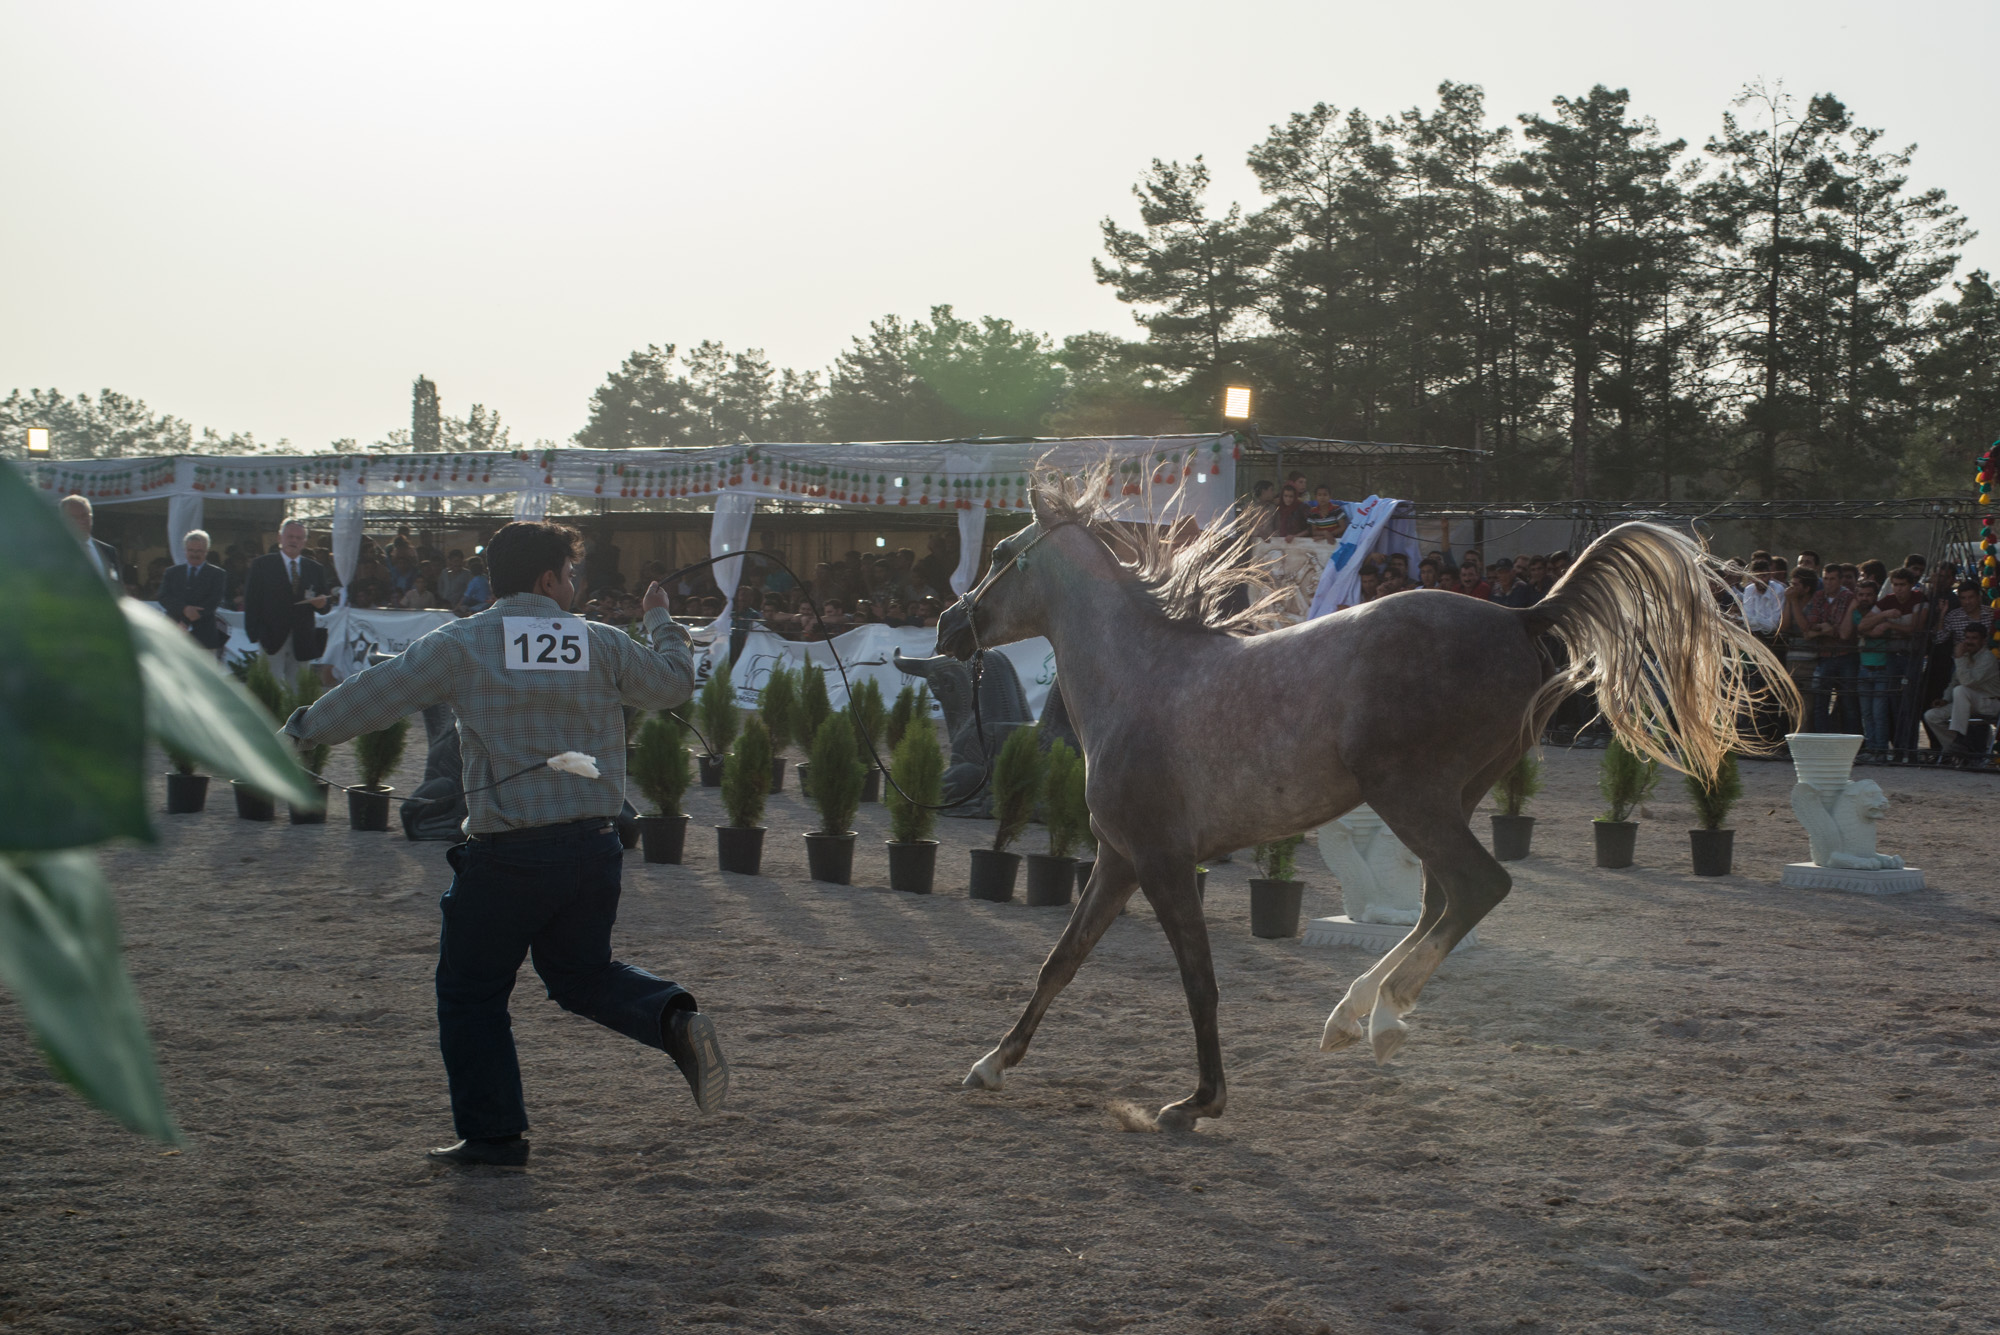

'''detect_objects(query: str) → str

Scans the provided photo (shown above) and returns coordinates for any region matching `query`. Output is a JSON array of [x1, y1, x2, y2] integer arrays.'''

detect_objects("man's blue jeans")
[[1812, 653, 1861, 734], [437, 825, 689, 1139], [1859, 652, 1909, 753]]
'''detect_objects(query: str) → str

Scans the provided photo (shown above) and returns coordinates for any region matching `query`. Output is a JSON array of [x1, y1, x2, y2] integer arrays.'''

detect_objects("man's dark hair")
[[1889, 566, 1916, 585], [1906, 553, 1927, 568], [486, 521, 582, 597], [1797, 549, 1820, 564]]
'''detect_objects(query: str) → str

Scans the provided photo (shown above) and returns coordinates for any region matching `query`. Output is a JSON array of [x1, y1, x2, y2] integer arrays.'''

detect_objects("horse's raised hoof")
[[962, 1051, 1007, 1090], [1369, 1021, 1407, 1064], [1320, 1011, 1365, 1052]]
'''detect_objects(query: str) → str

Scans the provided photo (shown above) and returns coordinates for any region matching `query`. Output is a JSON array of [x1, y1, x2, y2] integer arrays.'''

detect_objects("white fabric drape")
[[512, 487, 551, 521], [953, 505, 986, 596], [166, 494, 204, 554], [709, 491, 756, 617], [330, 494, 365, 589]]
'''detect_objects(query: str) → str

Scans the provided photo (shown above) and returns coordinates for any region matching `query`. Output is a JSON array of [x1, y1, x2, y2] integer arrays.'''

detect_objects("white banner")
[[314, 606, 458, 679], [700, 623, 1054, 720], [1306, 496, 1420, 619]]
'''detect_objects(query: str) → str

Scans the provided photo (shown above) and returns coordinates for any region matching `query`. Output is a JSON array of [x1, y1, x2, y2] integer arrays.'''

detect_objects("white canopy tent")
[[23, 435, 1244, 609]]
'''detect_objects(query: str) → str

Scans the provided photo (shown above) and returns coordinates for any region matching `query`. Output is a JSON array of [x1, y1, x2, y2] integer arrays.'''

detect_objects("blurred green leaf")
[[124, 601, 320, 808], [0, 852, 178, 1142], [0, 464, 151, 851]]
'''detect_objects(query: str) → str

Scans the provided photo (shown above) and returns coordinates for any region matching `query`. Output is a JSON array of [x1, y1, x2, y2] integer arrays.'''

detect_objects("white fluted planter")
[[1786, 732, 1861, 791]]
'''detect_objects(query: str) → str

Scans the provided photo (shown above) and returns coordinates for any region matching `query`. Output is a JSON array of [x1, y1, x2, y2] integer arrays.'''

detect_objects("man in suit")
[[59, 495, 123, 593], [159, 529, 230, 660], [245, 519, 332, 686]]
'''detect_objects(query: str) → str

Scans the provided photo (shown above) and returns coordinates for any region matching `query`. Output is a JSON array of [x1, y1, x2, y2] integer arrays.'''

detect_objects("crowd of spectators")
[[577, 537, 961, 640], [1723, 548, 1997, 761]]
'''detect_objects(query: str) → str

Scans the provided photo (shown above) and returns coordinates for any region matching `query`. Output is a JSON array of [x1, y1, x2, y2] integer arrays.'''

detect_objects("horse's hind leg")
[[963, 845, 1139, 1091], [1370, 803, 1512, 1029], [1321, 874, 1446, 1058]]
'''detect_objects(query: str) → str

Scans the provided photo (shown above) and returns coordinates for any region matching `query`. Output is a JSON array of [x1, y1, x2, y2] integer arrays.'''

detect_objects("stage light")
[[1222, 386, 1252, 420], [876, 537, 886, 547], [25, 427, 50, 455]]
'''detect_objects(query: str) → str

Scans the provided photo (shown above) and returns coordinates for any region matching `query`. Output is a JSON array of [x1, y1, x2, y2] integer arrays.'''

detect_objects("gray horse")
[[938, 471, 1796, 1130]]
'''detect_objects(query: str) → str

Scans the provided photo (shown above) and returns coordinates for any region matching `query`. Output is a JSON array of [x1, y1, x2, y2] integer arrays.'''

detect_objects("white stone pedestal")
[[1780, 863, 1925, 895], [1302, 915, 1477, 953]]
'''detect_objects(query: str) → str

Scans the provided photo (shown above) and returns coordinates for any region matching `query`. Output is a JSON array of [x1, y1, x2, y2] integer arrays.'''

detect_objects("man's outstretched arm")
[[285, 629, 456, 748]]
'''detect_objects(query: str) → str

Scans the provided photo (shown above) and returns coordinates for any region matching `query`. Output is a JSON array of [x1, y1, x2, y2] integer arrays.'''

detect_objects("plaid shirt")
[[285, 593, 695, 835]]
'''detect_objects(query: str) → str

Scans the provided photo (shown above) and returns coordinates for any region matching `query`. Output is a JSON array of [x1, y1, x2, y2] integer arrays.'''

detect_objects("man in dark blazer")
[[158, 530, 230, 660], [245, 519, 332, 685], [59, 494, 124, 593]]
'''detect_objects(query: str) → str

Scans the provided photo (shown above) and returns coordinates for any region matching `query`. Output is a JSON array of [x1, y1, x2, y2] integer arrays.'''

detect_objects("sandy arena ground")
[[3, 743, 1999, 1334]]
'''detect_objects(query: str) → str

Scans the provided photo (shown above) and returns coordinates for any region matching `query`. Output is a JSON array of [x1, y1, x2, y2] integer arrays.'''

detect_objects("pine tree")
[[411, 376, 441, 451], [1499, 85, 1687, 497], [575, 345, 698, 449]]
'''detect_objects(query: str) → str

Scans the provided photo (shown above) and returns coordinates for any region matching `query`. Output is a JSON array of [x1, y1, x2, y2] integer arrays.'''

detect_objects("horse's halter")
[[959, 520, 1068, 653]]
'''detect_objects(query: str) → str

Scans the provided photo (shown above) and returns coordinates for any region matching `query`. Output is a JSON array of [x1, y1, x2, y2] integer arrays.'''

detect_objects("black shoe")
[[664, 1009, 730, 1114], [427, 1136, 530, 1169]]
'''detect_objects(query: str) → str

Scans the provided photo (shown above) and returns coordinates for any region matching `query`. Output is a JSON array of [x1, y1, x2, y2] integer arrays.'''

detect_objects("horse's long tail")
[[1519, 521, 1802, 783]]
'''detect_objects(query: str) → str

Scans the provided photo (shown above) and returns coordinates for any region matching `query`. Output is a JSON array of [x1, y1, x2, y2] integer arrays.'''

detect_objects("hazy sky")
[[3, 0, 1993, 449]]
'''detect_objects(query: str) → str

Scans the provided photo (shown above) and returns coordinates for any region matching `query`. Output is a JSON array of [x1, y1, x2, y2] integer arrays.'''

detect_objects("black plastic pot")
[[1074, 859, 1095, 896], [1689, 827, 1734, 877], [1196, 869, 1208, 902], [716, 825, 765, 874], [795, 761, 812, 799], [969, 848, 1021, 903], [1248, 878, 1304, 939], [887, 840, 938, 894], [288, 780, 330, 825], [1593, 819, 1638, 869], [697, 754, 725, 788], [165, 773, 210, 814], [769, 756, 787, 792], [1024, 853, 1075, 907], [231, 780, 275, 822], [347, 786, 393, 832], [861, 768, 882, 803], [805, 831, 857, 884], [1491, 813, 1536, 861], [639, 814, 689, 864]]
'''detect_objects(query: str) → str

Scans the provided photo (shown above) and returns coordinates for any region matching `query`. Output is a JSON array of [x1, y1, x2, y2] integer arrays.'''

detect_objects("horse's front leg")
[[964, 844, 1138, 1091], [1139, 857, 1226, 1129]]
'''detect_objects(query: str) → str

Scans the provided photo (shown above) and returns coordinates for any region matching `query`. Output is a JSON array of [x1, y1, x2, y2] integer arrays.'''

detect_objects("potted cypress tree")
[[1250, 835, 1306, 938], [348, 717, 409, 831], [848, 678, 887, 802], [794, 663, 831, 798], [759, 661, 796, 792], [1594, 737, 1659, 869], [163, 742, 210, 814], [804, 706, 865, 884], [884, 712, 943, 893], [233, 653, 288, 820], [886, 683, 919, 752], [970, 725, 1042, 902], [1489, 750, 1541, 861], [1685, 752, 1742, 876], [695, 658, 739, 787], [284, 668, 331, 825], [631, 713, 692, 864], [1027, 741, 1084, 907], [716, 716, 772, 874]]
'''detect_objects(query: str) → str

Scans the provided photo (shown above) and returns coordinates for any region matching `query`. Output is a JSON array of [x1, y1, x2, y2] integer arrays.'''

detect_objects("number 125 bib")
[[503, 617, 590, 671]]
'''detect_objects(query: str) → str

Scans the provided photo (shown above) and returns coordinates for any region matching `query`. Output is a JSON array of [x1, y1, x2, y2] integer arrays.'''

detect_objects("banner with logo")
[[699, 623, 1054, 720]]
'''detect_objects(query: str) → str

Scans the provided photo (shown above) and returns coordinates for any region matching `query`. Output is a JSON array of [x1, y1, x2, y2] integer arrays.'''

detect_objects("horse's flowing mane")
[[1030, 464, 1286, 635]]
